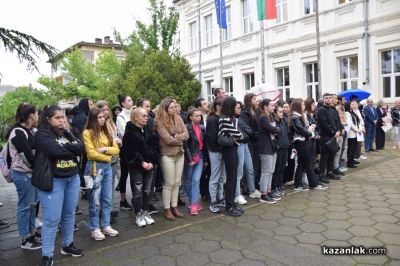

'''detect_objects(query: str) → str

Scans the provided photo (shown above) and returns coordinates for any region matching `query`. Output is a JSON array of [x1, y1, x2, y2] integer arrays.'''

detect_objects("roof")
[[48, 41, 123, 63]]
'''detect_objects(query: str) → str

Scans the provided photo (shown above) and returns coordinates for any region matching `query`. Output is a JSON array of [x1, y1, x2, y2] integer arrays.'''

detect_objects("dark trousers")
[[294, 141, 319, 188], [222, 145, 238, 209], [118, 159, 129, 194], [248, 140, 261, 189], [376, 127, 385, 150], [79, 153, 88, 187], [319, 138, 335, 176], [283, 149, 295, 183], [129, 167, 153, 214], [365, 124, 376, 151], [200, 163, 210, 199], [347, 138, 358, 166], [272, 148, 288, 190]]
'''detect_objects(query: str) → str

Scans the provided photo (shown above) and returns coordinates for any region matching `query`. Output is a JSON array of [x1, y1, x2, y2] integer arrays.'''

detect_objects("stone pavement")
[[1, 147, 399, 266]]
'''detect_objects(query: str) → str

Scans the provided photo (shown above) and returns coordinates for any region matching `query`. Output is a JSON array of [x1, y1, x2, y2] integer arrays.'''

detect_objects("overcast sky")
[[0, 0, 173, 87]]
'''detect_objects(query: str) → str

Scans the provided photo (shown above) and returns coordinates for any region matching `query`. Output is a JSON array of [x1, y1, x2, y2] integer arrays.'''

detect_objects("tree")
[[0, 27, 58, 72]]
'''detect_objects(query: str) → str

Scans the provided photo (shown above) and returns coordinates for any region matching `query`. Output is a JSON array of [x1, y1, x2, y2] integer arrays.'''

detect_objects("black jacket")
[[237, 116, 252, 144], [290, 114, 314, 141], [184, 123, 208, 163], [257, 115, 282, 155], [275, 118, 291, 149], [70, 98, 91, 135], [35, 127, 83, 177], [121, 122, 160, 168], [317, 104, 337, 139], [7, 124, 35, 168], [205, 114, 221, 153], [330, 106, 342, 132], [239, 108, 259, 141]]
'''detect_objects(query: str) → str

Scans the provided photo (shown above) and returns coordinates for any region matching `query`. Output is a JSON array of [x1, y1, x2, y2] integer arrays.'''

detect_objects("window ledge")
[[273, 24, 288, 33]]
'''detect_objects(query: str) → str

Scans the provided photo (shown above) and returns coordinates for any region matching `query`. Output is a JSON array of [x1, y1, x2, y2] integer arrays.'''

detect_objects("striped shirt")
[[218, 117, 243, 139]]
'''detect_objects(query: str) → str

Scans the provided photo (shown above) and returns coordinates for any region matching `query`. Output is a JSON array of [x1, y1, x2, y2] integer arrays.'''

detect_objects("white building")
[[174, 0, 400, 104]]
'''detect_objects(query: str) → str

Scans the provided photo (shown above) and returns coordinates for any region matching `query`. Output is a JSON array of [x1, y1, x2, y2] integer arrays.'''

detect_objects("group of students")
[[1, 89, 398, 266]]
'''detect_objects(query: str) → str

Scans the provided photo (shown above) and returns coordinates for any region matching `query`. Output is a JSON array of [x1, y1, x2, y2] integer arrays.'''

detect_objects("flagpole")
[[315, 0, 322, 95], [219, 1, 223, 87], [260, 20, 265, 83], [197, 0, 202, 87]]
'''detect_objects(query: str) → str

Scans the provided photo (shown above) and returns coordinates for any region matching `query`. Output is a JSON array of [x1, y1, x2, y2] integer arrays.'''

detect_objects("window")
[[305, 63, 320, 100], [189, 21, 198, 51], [381, 48, 400, 98], [277, 67, 290, 101], [339, 56, 358, 91], [276, 0, 288, 23], [304, 0, 316, 15], [223, 6, 232, 41], [205, 15, 213, 47], [81, 50, 94, 64], [244, 73, 255, 91], [224, 77, 234, 96], [242, 0, 253, 34], [339, 0, 352, 4], [206, 80, 214, 103]]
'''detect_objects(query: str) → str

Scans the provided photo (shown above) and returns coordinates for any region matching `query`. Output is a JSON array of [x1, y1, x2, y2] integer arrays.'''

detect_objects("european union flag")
[[214, 0, 227, 29]]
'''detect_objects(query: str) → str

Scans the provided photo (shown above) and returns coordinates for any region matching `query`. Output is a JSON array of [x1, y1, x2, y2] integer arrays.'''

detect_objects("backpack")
[[0, 142, 12, 183]]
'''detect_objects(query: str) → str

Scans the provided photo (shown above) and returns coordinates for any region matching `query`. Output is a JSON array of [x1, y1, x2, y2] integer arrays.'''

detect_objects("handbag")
[[31, 152, 53, 192], [325, 137, 340, 154], [217, 134, 234, 147]]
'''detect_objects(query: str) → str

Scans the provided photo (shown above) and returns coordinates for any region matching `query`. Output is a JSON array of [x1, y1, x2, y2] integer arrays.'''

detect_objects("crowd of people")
[[1, 89, 400, 266]]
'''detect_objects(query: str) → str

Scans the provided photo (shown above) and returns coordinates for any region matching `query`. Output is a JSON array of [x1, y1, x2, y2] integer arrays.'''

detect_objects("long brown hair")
[[207, 97, 224, 118], [86, 107, 114, 146], [258, 99, 273, 121], [155, 97, 179, 131], [244, 93, 257, 121], [288, 98, 305, 125], [96, 100, 116, 133]]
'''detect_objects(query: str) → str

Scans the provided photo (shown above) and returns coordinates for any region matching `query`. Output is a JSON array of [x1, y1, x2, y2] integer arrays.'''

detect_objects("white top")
[[116, 108, 131, 138]]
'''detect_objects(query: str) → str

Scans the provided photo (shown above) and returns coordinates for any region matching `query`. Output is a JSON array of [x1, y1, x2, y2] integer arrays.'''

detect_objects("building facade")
[[174, 0, 400, 104]]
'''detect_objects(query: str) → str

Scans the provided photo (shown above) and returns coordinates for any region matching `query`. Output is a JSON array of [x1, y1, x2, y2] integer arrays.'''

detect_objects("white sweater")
[[116, 108, 131, 137]]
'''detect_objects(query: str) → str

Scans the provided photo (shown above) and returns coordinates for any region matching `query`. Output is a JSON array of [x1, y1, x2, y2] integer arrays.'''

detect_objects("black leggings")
[[319, 138, 335, 175], [347, 138, 358, 166], [294, 141, 319, 188], [129, 167, 153, 214], [221, 145, 238, 209], [272, 148, 288, 190], [118, 159, 129, 194]]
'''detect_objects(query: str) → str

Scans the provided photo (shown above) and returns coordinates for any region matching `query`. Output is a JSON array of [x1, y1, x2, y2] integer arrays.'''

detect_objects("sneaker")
[[34, 231, 42, 243], [312, 184, 328, 190], [120, 200, 133, 211], [196, 202, 204, 211], [135, 213, 146, 227], [190, 204, 199, 216], [60, 242, 84, 257], [0, 202, 3, 207], [75, 206, 83, 215], [259, 194, 277, 204], [270, 191, 281, 201], [91, 228, 106, 241], [21, 235, 41, 250], [285, 181, 294, 186], [111, 210, 119, 218], [148, 203, 159, 215], [41, 256, 53, 266], [293, 186, 304, 191], [234, 204, 244, 214], [319, 176, 330, 184], [217, 199, 226, 208], [102, 226, 119, 237], [360, 155, 367, 160], [0, 220, 10, 229], [234, 195, 247, 205], [224, 206, 242, 217], [142, 211, 155, 225], [338, 166, 348, 172], [35, 218, 43, 228], [209, 202, 221, 213], [279, 188, 287, 196], [249, 189, 262, 199], [333, 169, 345, 176]]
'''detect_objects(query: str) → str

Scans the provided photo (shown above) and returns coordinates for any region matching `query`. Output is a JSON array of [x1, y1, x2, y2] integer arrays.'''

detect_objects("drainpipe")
[[364, 0, 370, 85]]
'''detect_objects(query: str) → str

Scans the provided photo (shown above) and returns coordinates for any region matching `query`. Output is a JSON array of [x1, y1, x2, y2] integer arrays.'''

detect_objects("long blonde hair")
[[96, 100, 116, 135], [155, 97, 179, 131]]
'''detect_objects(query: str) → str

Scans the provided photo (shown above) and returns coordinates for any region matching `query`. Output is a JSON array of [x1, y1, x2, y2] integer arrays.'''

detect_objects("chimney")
[[95, 38, 102, 44], [104, 36, 111, 44]]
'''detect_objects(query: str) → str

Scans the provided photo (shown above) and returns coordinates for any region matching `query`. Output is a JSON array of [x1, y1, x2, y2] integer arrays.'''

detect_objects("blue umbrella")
[[337, 88, 371, 101]]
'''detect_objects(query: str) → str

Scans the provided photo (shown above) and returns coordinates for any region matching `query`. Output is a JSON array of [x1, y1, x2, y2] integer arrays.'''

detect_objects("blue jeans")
[[184, 153, 204, 204], [88, 162, 112, 230], [12, 170, 37, 238], [38, 175, 80, 257], [236, 143, 255, 197], [365, 124, 376, 151]]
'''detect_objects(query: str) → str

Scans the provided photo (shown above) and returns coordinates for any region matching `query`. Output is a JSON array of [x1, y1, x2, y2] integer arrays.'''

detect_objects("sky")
[[0, 0, 173, 87]]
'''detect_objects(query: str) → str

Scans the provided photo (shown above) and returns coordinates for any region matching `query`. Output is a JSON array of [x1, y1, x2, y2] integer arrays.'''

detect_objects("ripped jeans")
[[129, 167, 153, 214], [12, 170, 37, 238], [87, 161, 112, 230]]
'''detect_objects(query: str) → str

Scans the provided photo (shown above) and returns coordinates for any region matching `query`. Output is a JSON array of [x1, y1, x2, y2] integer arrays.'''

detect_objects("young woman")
[[218, 97, 244, 217], [121, 108, 159, 227], [289, 99, 327, 191], [111, 105, 122, 125], [184, 108, 207, 216], [155, 98, 189, 221], [346, 101, 362, 168], [258, 99, 282, 204], [8, 103, 40, 250], [392, 100, 400, 149], [35, 105, 84, 265], [206, 97, 225, 213], [282, 101, 295, 186], [83, 108, 120, 241], [116, 95, 134, 211], [375, 100, 387, 150], [240, 93, 261, 199], [271, 106, 290, 197]]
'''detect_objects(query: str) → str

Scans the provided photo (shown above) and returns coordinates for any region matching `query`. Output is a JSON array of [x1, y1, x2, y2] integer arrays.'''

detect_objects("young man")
[[213, 88, 225, 99], [330, 94, 345, 177]]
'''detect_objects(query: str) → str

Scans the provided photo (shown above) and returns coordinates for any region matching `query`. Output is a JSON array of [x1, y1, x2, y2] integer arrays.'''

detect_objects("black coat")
[[205, 114, 221, 153], [184, 123, 208, 163], [290, 114, 314, 140], [317, 104, 337, 139], [121, 122, 160, 168], [239, 108, 259, 141], [275, 118, 291, 149], [258, 115, 282, 155]]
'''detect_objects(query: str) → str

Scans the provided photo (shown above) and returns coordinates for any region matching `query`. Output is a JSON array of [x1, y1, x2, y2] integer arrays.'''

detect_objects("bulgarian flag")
[[257, 0, 277, 20]]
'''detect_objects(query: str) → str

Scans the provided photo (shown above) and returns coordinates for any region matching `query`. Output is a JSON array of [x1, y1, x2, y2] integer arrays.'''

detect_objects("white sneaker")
[[360, 155, 367, 160], [35, 218, 43, 228], [338, 166, 348, 172], [91, 228, 105, 241], [249, 189, 262, 199], [234, 195, 247, 205], [0, 202, 3, 207], [142, 211, 155, 225], [102, 226, 119, 237], [302, 174, 309, 186], [135, 213, 146, 227]]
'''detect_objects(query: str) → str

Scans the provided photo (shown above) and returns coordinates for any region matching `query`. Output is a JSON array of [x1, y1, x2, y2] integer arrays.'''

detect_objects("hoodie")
[[71, 98, 91, 135]]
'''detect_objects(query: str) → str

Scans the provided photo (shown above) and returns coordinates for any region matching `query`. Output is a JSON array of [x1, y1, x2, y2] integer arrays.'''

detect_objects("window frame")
[[242, 0, 253, 34], [224, 77, 234, 96], [339, 56, 358, 91], [204, 14, 213, 47], [223, 6, 232, 41], [244, 73, 255, 91], [305, 62, 320, 100], [276, 0, 288, 23], [276, 67, 290, 101], [206, 80, 214, 103], [381, 48, 400, 98], [189, 21, 198, 51], [304, 0, 316, 15]]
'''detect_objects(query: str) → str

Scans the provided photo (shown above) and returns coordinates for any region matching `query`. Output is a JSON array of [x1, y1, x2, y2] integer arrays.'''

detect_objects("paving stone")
[[325, 205, 349, 212], [352, 254, 389, 265], [323, 220, 352, 230], [387, 245, 400, 260], [369, 207, 395, 215], [374, 223, 400, 233], [347, 217, 376, 226], [322, 229, 353, 241], [146, 235, 173, 247], [349, 236, 384, 247], [177, 252, 209, 266], [285, 203, 307, 211], [174, 232, 203, 244], [344, 196, 366, 203], [324, 211, 350, 220], [258, 212, 283, 221], [129, 245, 159, 259], [347, 226, 379, 237], [210, 249, 243, 264], [298, 222, 327, 233], [321, 240, 351, 247], [346, 209, 372, 217], [220, 240, 243, 251], [264, 206, 287, 213], [306, 201, 329, 208], [295, 232, 326, 244], [192, 240, 220, 253], [160, 243, 189, 256], [327, 199, 348, 205], [144, 255, 175, 266], [304, 207, 328, 215], [278, 217, 303, 227], [301, 214, 327, 224], [273, 235, 298, 245], [376, 233, 400, 245], [282, 210, 306, 218], [384, 193, 400, 199], [241, 249, 269, 261], [253, 220, 279, 230], [274, 225, 301, 237], [345, 202, 370, 210], [364, 195, 388, 202], [370, 214, 399, 224]]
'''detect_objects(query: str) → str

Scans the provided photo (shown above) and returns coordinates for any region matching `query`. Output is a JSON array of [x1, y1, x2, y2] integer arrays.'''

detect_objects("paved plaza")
[[1, 147, 399, 266]]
